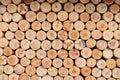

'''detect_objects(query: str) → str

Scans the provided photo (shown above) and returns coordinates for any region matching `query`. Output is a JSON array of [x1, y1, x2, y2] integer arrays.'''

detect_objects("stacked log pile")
[[0, 0, 120, 80]]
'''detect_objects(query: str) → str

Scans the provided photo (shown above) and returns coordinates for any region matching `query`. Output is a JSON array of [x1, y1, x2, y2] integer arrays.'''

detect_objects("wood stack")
[[0, 0, 120, 80]]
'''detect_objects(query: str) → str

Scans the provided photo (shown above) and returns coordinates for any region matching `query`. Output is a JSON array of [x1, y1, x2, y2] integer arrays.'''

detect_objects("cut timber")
[[97, 59, 106, 69], [48, 67, 57, 76], [87, 58, 96, 67], [25, 11, 36, 22], [63, 39, 74, 50], [7, 55, 19, 66], [69, 49, 80, 59], [91, 12, 101, 22], [57, 11, 68, 21], [64, 2, 74, 12], [42, 57, 52, 68], [36, 49, 46, 59], [31, 57, 41, 67], [92, 68, 101, 77], [7, 4, 17, 13], [15, 48, 25, 58], [75, 3, 85, 13], [75, 57, 86, 68], [103, 49, 113, 59], [58, 30, 68, 40], [58, 49, 68, 59], [80, 12, 90, 22], [63, 21, 73, 31], [63, 58, 73, 68], [81, 66, 91, 76], [69, 12, 79, 22], [52, 2, 62, 12], [53, 58, 62, 68], [47, 12, 57, 22], [58, 67, 68, 77], [30, 1, 40, 12], [53, 21, 62, 31], [3, 65, 13, 74], [25, 65, 36, 76], [47, 49, 57, 59], [37, 12, 46, 22], [85, 3, 95, 14], [80, 30, 91, 40], [31, 21, 41, 31], [69, 66, 80, 76], [14, 64, 25, 74], [3, 47, 13, 56], [69, 30, 79, 40], [96, 40, 107, 50], [96, 3, 107, 13], [110, 4, 119, 14], [52, 39, 62, 50], [81, 47, 92, 58], [106, 59, 116, 69], [74, 21, 85, 31], [20, 57, 30, 66], [18, 3, 28, 15], [41, 2, 51, 13]]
